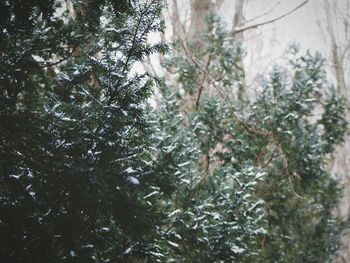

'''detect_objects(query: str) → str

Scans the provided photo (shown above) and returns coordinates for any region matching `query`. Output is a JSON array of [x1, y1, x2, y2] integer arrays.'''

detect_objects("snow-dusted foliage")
[[0, 2, 348, 262], [152, 91, 267, 261], [154, 14, 347, 262], [0, 0, 168, 262]]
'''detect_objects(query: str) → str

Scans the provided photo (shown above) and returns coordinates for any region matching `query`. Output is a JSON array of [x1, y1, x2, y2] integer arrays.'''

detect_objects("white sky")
[[151, 0, 349, 89], [221, 0, 331, 86]]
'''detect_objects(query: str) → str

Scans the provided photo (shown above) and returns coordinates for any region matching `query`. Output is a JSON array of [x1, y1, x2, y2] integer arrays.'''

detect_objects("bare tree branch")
[[245, 0, 282, 23], [232, 0, 309, 36]]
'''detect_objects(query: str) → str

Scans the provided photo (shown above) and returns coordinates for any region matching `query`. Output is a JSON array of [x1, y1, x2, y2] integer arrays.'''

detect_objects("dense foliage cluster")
[[156, 15, 348, 262], [0, 1, 348, 262], [0, 0, 167, 262]]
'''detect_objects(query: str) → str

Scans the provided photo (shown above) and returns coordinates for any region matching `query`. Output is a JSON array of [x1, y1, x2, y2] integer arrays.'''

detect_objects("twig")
[[245, 0, 282, 23], [195, 53, 212, 109], [232, 0, 309, 36], [40, 46, 78, 68]]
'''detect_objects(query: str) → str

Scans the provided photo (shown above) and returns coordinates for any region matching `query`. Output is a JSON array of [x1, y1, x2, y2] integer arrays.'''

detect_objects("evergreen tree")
[[1, 2, 348, 262], [153, 86, 266, 262], [0, 0, 167, 262], [156, 14, 347, 262]]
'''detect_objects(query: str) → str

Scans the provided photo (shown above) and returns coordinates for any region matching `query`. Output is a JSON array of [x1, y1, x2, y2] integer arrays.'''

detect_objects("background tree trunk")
[[189, 0, 213, 42], [323, 1, 350, 261]]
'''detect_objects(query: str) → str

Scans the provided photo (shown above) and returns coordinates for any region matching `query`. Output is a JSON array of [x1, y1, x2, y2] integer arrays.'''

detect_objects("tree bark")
[[189, 0, 213, 43], [232, 0, 245, 42], [171, 0, 185, 40], [324, 0, 347, 95], [323, 1, 350, 262]]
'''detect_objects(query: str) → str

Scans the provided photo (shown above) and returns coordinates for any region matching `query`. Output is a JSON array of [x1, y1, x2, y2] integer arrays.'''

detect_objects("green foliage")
[[156, 15, 347, 262], [0, 0, 168, 262], [153, 89, 266, 262], [249, 48, 346, 261], [1, 2, 348, 262]]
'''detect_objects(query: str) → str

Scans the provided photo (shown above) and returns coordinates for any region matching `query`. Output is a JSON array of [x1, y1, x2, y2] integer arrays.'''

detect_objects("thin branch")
[[232, 0, 309, 36], [40, 46, 78, 68], [196, 53, 212, 109], [196, 85, 204, 109], [259, 149, 278, 170], [245, 0, 282, 23]]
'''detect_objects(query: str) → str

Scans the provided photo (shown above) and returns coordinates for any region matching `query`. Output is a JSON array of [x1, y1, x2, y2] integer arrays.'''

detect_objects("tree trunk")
[[232, 0, 245, 42], [324, 1, 350, 262], [324, 0, 347, 95], [189, 0, 213, 43], [231, 0, 246, 102]]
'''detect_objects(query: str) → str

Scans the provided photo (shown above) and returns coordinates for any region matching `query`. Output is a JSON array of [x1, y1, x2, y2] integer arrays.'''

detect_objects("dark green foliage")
[[1, 2, 348, 262], [156, 15, 347, 262], [153, 89, 266, 262], [248, 48, 346, 261], [0, 0, 168, 262]]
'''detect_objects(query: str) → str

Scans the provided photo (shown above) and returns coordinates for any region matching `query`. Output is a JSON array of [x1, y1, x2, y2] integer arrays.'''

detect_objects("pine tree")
[[0, 0, 168, 262]]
